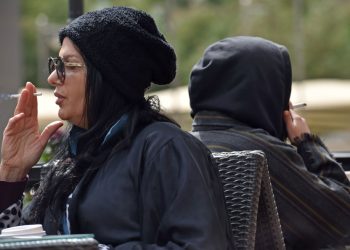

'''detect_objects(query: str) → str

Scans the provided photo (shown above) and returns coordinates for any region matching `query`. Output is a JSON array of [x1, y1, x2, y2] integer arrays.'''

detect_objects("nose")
[[47, 70, 63, 86]]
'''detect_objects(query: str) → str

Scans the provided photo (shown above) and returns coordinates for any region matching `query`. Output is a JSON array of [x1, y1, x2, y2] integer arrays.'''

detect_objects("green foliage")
[[39, 129, 64, 163], [20, 0, 68, 88], [20, 0, 350, 88], [171, 2, 239, 85], [23, 191, 33, 207], [304, 0, 350, 79]]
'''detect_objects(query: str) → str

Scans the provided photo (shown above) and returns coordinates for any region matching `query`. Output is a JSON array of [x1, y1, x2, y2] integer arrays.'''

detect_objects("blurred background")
[[0, 0, 349, 152]]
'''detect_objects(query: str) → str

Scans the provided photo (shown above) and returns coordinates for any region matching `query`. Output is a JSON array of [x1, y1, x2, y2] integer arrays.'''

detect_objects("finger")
[[4, 113, 25, 135], [28, 82, 38, 118], [7, 113, 25, 127], [288, 107, 300, 121], [288, 101, 293, 110], [23, 82, 37, 117], [14, 89, 29, 115], [39, 121, 64, 148], [283, 110, 293, 127]]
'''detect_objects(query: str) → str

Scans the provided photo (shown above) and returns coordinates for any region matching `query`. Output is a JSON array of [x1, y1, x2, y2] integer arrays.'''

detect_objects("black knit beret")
[[59, 6, 176, 101]]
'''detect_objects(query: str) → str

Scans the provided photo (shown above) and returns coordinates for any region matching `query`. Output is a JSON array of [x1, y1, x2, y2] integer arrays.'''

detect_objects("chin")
[[57, 110, 68, 122], [58, 111, 86, 128]]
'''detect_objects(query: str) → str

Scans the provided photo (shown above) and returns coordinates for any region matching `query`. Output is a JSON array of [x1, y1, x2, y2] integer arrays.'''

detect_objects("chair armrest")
[[212, 150, 285, 250]]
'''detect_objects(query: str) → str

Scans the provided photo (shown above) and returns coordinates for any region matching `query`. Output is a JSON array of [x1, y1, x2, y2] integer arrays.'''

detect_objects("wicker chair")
[[212, 150, 286, 250]]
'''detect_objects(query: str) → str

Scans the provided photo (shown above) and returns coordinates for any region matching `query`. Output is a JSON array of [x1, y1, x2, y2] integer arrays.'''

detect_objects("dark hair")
[[27, 50, 178, 230]]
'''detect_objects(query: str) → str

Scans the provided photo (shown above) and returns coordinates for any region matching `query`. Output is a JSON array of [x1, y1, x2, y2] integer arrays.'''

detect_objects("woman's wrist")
[[0, 163, 28, 182]]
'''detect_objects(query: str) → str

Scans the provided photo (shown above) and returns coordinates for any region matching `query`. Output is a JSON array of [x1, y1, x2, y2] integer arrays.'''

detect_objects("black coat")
[[33, 122, 233, 249], [192, 111, 350, 249]]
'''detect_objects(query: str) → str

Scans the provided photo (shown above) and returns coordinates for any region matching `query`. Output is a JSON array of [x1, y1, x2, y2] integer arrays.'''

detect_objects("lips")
[[54, 92, 65, 106]]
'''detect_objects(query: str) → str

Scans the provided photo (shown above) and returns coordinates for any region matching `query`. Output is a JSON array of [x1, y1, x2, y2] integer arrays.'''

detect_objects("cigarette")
[[292, 103, 307, 109], [9, 92, 42, 98]]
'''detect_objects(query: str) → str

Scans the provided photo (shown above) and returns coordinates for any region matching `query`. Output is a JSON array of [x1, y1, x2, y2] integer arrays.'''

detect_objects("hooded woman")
[[189, 36, 350, 249]]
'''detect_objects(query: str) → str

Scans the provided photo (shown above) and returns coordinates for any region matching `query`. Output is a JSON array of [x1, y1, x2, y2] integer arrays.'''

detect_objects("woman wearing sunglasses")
[[0, 6, 233, 249]]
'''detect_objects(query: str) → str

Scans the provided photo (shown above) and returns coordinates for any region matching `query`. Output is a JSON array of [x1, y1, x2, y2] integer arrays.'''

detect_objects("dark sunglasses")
[[48, 57, 84, 83]]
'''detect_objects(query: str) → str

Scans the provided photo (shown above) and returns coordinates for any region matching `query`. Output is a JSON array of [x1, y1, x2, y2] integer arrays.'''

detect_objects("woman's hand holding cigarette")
[[283, 101, 311, 144], [0, 82, 63, 181]]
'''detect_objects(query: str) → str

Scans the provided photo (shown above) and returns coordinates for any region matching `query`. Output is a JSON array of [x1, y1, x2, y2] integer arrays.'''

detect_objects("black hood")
[[189, 36, 292, 140]]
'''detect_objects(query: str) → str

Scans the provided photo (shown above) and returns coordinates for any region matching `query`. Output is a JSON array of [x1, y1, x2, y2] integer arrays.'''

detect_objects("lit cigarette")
[[292, 103, 307, 109], [9, 92, 42, 98]]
